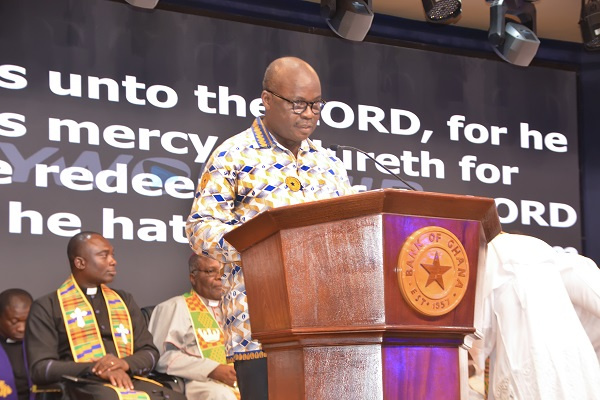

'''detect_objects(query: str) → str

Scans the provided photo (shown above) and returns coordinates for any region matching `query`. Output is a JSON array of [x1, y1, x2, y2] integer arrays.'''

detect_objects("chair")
[[147, 370, 185, 393], [140, 305, 155, 327]]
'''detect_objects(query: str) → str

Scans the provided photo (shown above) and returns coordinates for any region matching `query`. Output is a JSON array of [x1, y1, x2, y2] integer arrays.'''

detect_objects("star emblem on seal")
[[421, 251, 452, 289]]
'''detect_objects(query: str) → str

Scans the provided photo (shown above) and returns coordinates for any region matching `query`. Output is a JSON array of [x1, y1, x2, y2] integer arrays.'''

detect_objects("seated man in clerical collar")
[[25, 231, 186, 400]]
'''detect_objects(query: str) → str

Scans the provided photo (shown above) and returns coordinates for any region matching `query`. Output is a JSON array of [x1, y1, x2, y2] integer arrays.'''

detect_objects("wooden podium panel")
[[224, 189, 500, 399]]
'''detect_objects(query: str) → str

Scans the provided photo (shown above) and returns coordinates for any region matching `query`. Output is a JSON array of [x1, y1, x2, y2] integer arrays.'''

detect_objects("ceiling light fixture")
[[320, 0, 374, 41], [422, 0, 462, 23], [487, 0, 540, 67], [580, 0, 600, 50]]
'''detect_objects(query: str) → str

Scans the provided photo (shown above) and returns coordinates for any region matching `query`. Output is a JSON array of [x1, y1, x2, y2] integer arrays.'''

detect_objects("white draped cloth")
[[472, 233, 600, 400], [557, 252, 600, 362]]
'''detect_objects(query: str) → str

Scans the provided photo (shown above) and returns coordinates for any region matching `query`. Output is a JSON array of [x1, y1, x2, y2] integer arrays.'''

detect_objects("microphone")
[[329, 144, 417, 191]]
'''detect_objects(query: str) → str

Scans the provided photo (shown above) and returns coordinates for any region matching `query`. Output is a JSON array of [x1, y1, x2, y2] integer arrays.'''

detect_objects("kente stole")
[[0, 344, 17, 400], [183, 291, 227, 364], [57, 275, 150, 400]]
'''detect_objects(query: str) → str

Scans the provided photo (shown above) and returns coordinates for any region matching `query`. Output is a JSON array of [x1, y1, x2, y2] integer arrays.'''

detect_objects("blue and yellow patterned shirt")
[[186, 117, 356, 360]]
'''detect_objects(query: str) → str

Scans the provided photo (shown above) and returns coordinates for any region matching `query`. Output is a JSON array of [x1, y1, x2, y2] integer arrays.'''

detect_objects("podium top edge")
[[224, 189, 501, 251]]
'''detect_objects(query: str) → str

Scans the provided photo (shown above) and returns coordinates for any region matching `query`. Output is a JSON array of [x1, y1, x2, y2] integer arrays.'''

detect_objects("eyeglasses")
[[193, 269, 221, 278], [265, 89, 326, 115]]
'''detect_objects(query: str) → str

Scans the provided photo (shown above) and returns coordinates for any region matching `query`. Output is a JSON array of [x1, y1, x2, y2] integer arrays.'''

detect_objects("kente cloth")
[[100, 376, 165, 400], [57, 275, 133, 362], [0, 341, 17, 400], [186, 117, 356, 360], [472, 233, 600, 400], [101, 384, 150, 400], [183, 291, 227, 364]]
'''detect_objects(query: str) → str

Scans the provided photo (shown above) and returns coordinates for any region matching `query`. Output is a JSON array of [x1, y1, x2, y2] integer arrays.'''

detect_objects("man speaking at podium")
[[186, 56, 356, 399]]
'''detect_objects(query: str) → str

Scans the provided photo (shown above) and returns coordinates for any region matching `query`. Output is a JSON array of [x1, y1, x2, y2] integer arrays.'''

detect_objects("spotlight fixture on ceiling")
[[422, 0, 462, 23], [580, 0, 600, 50], [320, 0, 374, 41], [125, 0, 159, 9], [487, 0, 540, 67]]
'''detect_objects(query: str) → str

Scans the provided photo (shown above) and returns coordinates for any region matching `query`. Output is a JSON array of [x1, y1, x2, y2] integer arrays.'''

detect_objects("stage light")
[[580, 0, 600, 50], [320, 0, 374, 41], [125, 0, 159, 9], [422, 0, 462, 23], [487, 0, 540, 67]]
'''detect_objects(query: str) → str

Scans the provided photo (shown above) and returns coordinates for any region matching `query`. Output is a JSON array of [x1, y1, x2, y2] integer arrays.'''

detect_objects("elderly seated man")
[[149, 254, 238, 400]]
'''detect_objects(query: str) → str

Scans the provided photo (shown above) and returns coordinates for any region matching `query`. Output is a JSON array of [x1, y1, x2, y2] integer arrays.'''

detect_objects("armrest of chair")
[[147, 370, 186, 394], [31, 382, 64, 400]]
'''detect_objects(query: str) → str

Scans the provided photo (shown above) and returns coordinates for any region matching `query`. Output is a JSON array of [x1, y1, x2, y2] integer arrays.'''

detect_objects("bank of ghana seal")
[[397, 226, 469, 316]]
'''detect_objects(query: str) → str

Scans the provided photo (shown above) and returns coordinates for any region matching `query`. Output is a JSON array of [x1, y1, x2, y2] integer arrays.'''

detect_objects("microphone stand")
[[329, 144, 418, 191]]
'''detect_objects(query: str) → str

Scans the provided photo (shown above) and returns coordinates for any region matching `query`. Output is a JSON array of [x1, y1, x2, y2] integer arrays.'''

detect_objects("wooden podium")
[[224, 189, 501, 400]]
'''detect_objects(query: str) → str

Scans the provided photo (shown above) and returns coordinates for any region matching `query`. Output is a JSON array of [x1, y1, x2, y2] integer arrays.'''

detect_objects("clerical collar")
[[193, 290, 220, 307], [5, 338, 17, 344], [86, 287, 98, 296]]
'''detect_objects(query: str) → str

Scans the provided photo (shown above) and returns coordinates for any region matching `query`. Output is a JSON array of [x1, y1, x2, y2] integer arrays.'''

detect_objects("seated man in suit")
[[0, 288, 33, 400], [25, 231, 186, 400], [148, 254, 238, 400]]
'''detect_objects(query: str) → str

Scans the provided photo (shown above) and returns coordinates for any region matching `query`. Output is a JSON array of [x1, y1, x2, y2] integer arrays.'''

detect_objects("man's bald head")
[[67, 231, 102, 269], [262, 57, 320, 92]]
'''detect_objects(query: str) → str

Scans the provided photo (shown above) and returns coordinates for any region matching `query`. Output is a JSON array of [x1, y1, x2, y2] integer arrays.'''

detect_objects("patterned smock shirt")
[[186, 117, 356, 361]]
